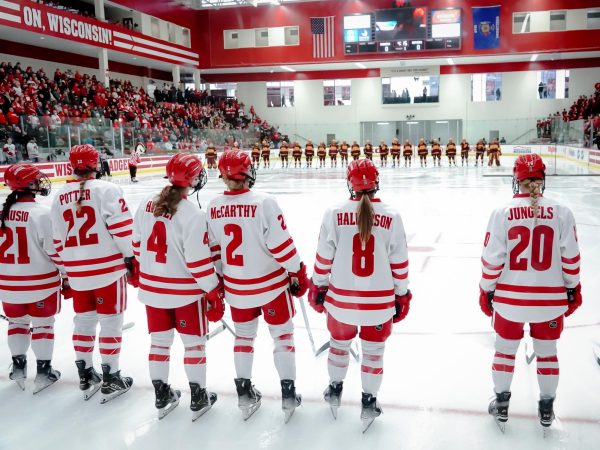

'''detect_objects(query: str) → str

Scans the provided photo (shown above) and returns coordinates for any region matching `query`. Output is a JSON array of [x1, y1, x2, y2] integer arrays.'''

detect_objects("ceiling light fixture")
[[355, 62, 367, 69], [280, 66, 296, 72], [446, 58, 454, 65], [530, 53, 538, 62]]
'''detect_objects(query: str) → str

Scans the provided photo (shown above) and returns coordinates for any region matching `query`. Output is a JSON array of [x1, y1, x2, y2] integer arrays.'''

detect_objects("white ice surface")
[[1, 156, 599, 450]]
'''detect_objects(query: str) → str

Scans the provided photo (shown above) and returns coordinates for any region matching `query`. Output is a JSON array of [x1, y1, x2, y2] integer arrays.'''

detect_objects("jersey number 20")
[[509, 225, 553, 271]]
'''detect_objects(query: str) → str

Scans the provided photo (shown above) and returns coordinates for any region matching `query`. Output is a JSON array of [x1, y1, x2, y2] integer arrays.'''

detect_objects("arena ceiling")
[[174, 0, 319, 9]]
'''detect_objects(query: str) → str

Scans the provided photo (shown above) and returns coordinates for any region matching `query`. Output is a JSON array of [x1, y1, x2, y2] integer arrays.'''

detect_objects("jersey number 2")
[[0, 227, 29, 264], [63, 207, 99, 247], [224, 224, 243, 266], [352, 234, 375, 277], [509, 225, 553, 271]]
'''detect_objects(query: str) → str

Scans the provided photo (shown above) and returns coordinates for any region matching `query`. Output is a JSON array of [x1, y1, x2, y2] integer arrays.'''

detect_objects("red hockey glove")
[[308, 280, 327, 313], [205, 279, 225, 322], [565, 283, 582, 317], [288, 262, 308, 298], [393, 290, 412, 323], [479, 287, 494, 317], [124, 257, 139, 288], [61, 277, 73, 299]]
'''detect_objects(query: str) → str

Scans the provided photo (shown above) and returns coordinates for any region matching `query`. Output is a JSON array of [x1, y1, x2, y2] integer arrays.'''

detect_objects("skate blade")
[[158, 397, 180, 420], [192, 393, 217, 422], [284, 408, 296, 424], [362, 418, 376, 433], [13, 379, 26, 391], [33, 378, 60, 395], [100, 385, 132, 404], [83, 383, 101, 401], [329, 405, 338, 420], [493, 417, 507, 433], [241, 401, 261, 421]]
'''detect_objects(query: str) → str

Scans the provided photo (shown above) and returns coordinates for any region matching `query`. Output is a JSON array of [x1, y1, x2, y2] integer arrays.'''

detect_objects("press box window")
[[471, 73, 502, 102], [537, 70, 569, 100], [267, 81, 294, 108], [323, 80, 351, 106]]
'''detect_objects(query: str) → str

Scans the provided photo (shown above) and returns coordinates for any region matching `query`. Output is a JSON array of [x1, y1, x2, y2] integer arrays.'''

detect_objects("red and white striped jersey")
[[480, 194, 581, 323], [206, 189, 302, 309], [132, 195, 219, 308], [0, 199, 64, 304], [312, 198, 409, 326], [50, 179, 134, 291], [128, 151, 141, 167]]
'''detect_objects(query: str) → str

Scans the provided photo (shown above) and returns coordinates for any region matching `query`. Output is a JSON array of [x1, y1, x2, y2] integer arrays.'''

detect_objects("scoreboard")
[[344, 7, 461, 55]]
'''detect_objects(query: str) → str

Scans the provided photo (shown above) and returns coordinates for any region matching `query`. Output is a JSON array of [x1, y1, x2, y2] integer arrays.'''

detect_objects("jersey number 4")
[[147, 222, 167, 263], [509, 225, 553, 271], [0, 227, 29, 264]]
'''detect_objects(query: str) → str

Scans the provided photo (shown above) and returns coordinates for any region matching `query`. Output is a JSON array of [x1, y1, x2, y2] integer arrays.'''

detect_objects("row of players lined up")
[[0, 148, 581, 433], [204, 138, 503, 169]]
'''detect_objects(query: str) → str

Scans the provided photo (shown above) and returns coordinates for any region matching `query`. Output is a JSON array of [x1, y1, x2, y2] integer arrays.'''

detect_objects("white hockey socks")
[[233, 318, 258, 379], [533, 338, 559, 398], [181, 334, 207, 387], [492, 335, 520, 393], [269, 320, 296, 381], [73, 311, 98, 368], [360, 339, 385, 396], [7, 316, 30, 356], [98, 313, 123, 373], [149, 329, 174, 382], [31, 316, 55, 361], [328, 338, 351, 383]]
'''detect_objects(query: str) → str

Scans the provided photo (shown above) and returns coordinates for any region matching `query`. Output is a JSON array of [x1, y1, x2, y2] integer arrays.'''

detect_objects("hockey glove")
[[288, 262, 309, 298], [61, 276, 73, 300], [124, 256, 139, 288], [393, 290, 412, 323], [479, 287, 494, 317], [308, 280, 327, 314], [205, 279, 225, 322], [565, 283, 582, 317]]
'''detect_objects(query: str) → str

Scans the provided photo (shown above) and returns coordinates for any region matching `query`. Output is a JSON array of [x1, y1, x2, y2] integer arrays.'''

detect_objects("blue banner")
[[473, 6, 500, 49]]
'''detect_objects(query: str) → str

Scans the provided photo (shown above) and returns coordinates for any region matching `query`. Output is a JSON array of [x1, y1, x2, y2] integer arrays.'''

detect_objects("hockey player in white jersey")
[[1, 164, 65, 393], [308, 159, 412, 432], [480, 154, 582, 431], [206, 150, 309, 423], [133, 153, 225, 420], [50, 144, 137, 402]]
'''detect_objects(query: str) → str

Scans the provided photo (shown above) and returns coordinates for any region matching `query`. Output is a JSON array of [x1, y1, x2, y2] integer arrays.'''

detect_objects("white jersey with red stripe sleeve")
[[0, 199, 64, 303], [50, 179, 134, 291], [206, 189, 302, 309], [312, 198, 409, 326], [132, 195, 219, 308], [480, 193, 581, 323]]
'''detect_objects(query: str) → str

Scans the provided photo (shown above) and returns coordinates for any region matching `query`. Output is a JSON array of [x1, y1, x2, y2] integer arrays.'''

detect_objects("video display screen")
[[374, 7, 427, 41]]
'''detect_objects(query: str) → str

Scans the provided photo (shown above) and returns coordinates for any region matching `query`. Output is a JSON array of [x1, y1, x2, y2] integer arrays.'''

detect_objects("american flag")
[[311, 16, 335, 59]]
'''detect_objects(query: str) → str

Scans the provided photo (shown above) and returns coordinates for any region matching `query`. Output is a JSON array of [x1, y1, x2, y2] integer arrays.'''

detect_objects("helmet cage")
[[190, 167, 208, 195]]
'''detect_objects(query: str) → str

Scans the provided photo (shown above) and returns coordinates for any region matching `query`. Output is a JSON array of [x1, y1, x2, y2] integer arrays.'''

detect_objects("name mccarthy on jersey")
[[210, 204, 258, 219]]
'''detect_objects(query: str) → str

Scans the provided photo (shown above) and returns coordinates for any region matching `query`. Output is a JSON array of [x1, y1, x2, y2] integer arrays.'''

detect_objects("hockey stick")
[[220, 319, 236, 337], [298, 298, 317, 355], [206, 323, 225, 341], [525, 341, 535, 365]]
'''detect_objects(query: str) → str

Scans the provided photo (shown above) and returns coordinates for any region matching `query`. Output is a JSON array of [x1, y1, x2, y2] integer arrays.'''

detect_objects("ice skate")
[[281, 379, 301, 423], [234, 378, 261, 421], [488, 391, 511, 433], [75, 360, 102, 400], [323, 381, 343, 419], [153, 380, 181, 420], [9, 354, 27, 391], [100, 364, 133, 404], [33, 360, 60, 394], [538, 397, 555, 428], [360, 392, 382, 433], [190, 382, 217, 422]]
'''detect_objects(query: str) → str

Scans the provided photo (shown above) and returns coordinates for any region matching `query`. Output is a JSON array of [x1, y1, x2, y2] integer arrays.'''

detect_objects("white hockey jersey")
[[312, 198, 409, 326], [206, 189, 302, 308], [480, 194, 580, 323], [0, 199, 64, 303], [132, 195, 219, 308], [50, 179, 134, 291]]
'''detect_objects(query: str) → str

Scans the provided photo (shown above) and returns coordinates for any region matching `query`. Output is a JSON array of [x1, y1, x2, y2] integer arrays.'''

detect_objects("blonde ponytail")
[[356, 194, 374, 244], [521, 179, 542, 222], [76, 179, 87, 213]]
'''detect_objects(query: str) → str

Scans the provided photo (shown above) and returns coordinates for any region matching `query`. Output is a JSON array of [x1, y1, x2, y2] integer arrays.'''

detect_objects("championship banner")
[[472, 6, 500, 49], [0, 0, 199, 67]]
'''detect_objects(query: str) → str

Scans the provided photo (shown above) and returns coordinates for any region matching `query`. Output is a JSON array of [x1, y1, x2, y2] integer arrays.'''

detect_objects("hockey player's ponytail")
[[356, 192, 374, 244], [153, 185, 185, 217], [1, 191, 19, 229], [521, 178, 542, 222]]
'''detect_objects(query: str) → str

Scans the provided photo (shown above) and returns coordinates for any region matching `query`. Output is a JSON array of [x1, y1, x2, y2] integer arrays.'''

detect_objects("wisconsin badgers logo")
[[549, 321, 558, 329], [180, 320, 187, 328], [268, 309, 276, 317], [375, 324, 383, 331], [97, 297, 104, 305]]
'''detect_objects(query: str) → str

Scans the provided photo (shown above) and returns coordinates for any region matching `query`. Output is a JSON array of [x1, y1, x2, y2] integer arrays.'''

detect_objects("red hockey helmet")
[[513, 154, 546, 181], [4, 163, 51, 196], [69, 144, 99, 172], [218, 150, 256, 187], [347, 159, 379, 196], [166, 153, 206, 190]]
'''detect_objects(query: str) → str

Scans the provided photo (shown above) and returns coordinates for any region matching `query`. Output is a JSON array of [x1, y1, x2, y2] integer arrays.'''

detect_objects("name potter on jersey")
[[507, 206, 554, 221], [58, 189, 91, 205], [336, 212, 392, 230], [210, 204, 258, 219]]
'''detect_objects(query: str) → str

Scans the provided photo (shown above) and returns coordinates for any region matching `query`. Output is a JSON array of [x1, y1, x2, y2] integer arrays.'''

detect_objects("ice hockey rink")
[[1, 154, 599, 450]]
